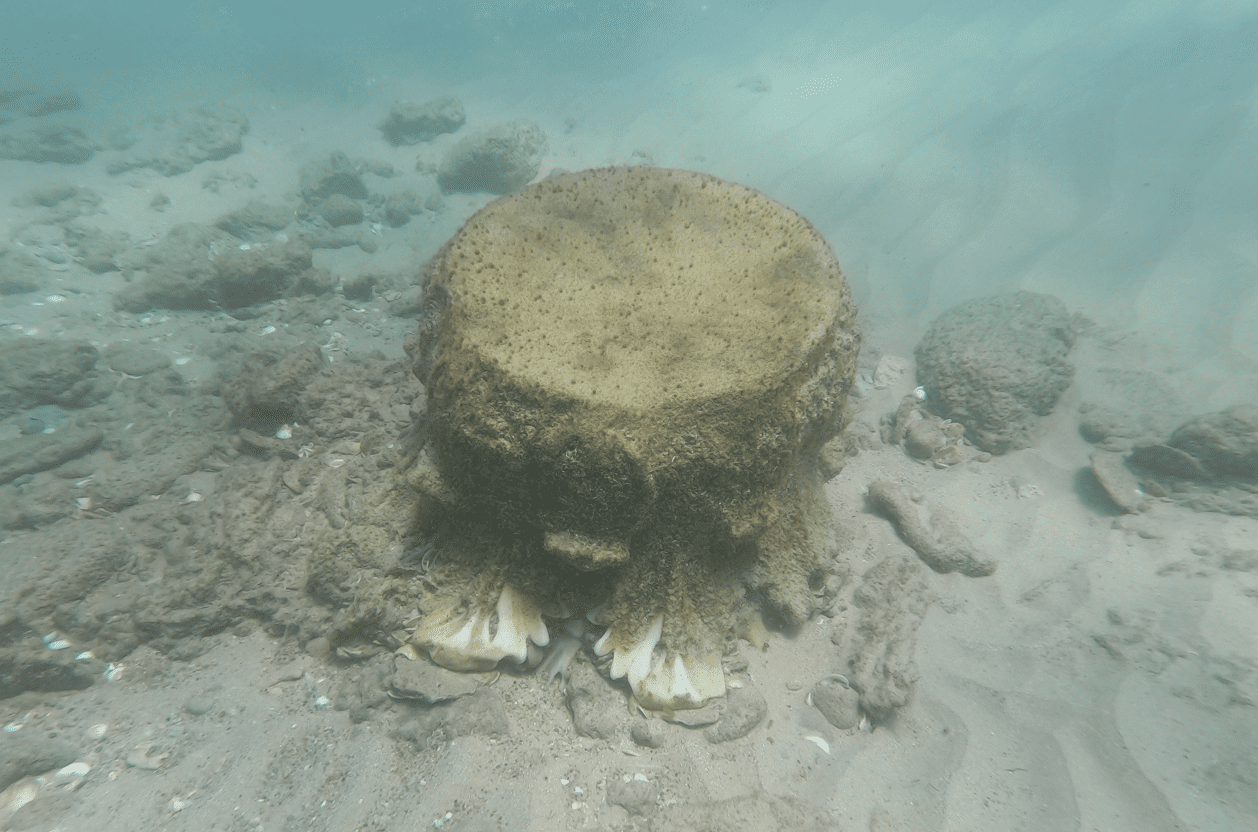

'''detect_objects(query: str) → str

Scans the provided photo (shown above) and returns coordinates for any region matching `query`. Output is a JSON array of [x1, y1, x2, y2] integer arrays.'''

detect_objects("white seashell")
[[42, 632, 67, 647], [57, 762, 91, 777], [261, 325, 276, 335], [184, 492, 203, 503], [87, 723, 109, 739], [274, 426, 292, 440], [76, 497, 92, 510], [326, 458, 346, 468], [75, 651, 94, 661], [913, 386, 927, 401], [804, 735, 830, 754]]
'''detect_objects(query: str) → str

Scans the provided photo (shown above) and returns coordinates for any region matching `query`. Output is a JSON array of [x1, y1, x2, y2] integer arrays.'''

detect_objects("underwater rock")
[[317, 194, 363, 227], [0, 122, 96, 164], [220, 342, 325, 427], [564, 661, 630, 740], [105, 103, 246, 176], [387, 656, 478, 704], [10, 183, 101, 220], [378, 96, 465, 146], [113, 223, 313, 311], [300, 151, 369, 202], [0, 339, 98, 417], [810, 674, 861, 730], [840, 554, 929, 720], [866, 480, 996, 577], [0, 245, 46, 295], [1168, 404, 1258, 481], [104, 344, 170, 377], [605, 774, 659, 818], [106, 102, 247, 176], [0, 86, 81, 119], [0, 427, 103, 485], [915, 292, 1075, 454], [436, 120, 546, 194], [1128, 442, 1208, 479], [65, 224, 128, 273], [703, 682, 767, 743], [1118, 405, 1258, 518], [213, 198, 295, 243], [403, 166, 860, 710]]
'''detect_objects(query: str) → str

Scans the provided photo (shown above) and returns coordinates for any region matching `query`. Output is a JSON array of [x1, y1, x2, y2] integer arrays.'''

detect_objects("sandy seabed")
[[2, 3, 1257, 830]]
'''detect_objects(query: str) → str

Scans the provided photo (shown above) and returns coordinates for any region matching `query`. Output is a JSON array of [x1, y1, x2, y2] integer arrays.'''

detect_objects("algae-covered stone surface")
[[914, 291, 1076, 454]]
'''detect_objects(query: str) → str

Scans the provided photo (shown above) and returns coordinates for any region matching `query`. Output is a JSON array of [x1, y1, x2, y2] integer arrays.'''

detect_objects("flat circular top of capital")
[[439, 166, 846, 407]]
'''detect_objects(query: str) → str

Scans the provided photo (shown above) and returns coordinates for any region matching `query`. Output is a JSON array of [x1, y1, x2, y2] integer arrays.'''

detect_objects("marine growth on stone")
[[401, 166, 861, 710]]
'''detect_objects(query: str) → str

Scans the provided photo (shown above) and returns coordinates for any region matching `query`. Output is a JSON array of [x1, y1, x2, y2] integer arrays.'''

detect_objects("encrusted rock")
[[866, 479, 996, 577], [1168, 404, 1258, 480], [113, 224, 314, 311], [0, 427, 103, 485], [704, 682, 767, 743], [436, 121, 546, 194], [221, 342, 326, 427], [606, 775, 659, 818], [300, 151, 368, 201], [0, 339, 99, 417], [317, 194, 363, 227], [915, 292, 1075, 454], [840, 555, 929, 720], [811, 674, 861, 729], [105, 102, 247, 176], [378, 97, 465, 145], [1128, 442, 1209, 479], [105, 344, 171, 376]]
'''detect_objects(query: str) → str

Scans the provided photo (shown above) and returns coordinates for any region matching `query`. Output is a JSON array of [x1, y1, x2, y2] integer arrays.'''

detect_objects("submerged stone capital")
[[403, 166, 860, 710]]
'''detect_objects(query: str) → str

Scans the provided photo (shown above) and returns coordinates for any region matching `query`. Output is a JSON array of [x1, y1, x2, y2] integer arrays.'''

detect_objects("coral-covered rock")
[[915, 292, 1075, 454]]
